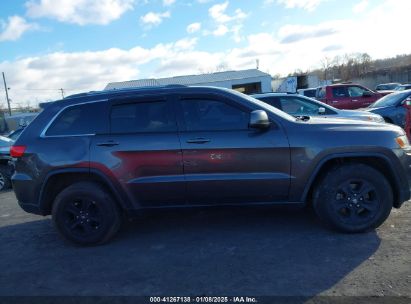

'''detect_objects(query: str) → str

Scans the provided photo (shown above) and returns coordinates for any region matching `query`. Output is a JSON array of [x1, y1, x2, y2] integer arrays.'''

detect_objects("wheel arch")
[[302, 153, 404, 208], [39, 168, 133, 215]]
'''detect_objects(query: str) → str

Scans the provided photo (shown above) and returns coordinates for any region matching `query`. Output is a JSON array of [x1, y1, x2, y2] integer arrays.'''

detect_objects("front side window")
[[110, 101, 176, 134], [181, 99, 249, 131], [348, 86, 367, 97], [279, 97, 321, 115], [46, 102, 104, 136]]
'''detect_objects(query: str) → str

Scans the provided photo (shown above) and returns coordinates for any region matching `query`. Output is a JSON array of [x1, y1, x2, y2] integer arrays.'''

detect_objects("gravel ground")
[[0, 189, 410, 300]]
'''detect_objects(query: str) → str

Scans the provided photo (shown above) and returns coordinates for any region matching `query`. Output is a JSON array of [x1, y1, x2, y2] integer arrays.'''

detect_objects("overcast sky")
[[0, 0, 410, 106]]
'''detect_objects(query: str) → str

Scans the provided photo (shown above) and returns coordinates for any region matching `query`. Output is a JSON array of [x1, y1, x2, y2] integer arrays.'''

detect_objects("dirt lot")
[[0, 189, 410, 301]]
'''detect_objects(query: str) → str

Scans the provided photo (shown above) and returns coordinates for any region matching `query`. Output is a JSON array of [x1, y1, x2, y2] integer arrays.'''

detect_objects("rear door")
[[175, 93, 291, 205], [328, 87, 352, 109], [90, 94, 185, 208]]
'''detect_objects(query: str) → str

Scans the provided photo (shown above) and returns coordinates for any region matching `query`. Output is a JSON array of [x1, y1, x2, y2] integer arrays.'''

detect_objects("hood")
[[302, 116, 403, 134], [339, 109, 382, 117]]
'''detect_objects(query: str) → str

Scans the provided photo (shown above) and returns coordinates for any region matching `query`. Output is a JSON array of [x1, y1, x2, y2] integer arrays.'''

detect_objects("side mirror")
[[249, 110, 270, 129], [318, 107, 326, 115], [363, 91, 373, 97]]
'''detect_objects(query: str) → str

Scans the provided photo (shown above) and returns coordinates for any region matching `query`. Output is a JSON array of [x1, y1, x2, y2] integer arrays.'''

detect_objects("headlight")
[[396, 135, 409, 149]]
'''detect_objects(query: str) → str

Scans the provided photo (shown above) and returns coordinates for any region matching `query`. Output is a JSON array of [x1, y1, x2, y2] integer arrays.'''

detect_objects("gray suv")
[[11, 86, 411, 245]]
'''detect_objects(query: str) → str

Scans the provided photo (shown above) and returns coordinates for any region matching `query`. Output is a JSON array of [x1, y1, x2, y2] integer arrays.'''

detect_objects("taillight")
[[10, 145, 27, 158]]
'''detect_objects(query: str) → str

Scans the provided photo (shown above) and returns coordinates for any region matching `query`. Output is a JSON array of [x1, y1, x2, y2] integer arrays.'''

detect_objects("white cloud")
[[207, 1, 247, 40], [276, 0, 325, 11], [163, 0, 175, 6], [0, 15, 39, 42], [213, 25, 229, 36], [353, 0, 369, 14], [209, 2, 247, 23], [140, 11, 170, 26], [25, 0, 135, 25], [187, 22, 201, 34]]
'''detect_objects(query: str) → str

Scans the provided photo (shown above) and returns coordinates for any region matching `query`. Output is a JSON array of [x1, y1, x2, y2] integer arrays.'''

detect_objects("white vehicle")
[[251, 93, 385, 123]]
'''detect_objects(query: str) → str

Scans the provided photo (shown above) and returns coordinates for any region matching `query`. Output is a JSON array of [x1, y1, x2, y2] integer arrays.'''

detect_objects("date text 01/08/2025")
[[149, 296, 258, 303]]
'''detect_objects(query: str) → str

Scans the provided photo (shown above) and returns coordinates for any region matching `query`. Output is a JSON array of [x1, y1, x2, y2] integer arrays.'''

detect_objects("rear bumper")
[[12, 172, 45, 215]]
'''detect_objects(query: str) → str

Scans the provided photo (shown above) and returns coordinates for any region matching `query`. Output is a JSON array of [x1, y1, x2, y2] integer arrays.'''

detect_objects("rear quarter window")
[[45, 102, 105, 136]]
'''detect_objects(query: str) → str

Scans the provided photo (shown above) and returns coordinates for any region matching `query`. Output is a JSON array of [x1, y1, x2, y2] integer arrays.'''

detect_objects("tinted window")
[[111, 101, 175, 134], [257, 96, 281, 109], [279, 97, 335, 115], [46, 102, 104, 136], [304, 89, 316, 97], [332, 87, 348, 98], [181, 99, 249, 131]]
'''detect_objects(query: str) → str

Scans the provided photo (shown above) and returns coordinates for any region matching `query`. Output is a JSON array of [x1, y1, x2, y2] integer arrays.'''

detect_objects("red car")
[[315, 84, 383, 109]]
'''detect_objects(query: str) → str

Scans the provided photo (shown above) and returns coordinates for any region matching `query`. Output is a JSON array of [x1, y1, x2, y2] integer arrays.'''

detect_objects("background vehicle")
[[297, 88, 317, 98], [315, 84, 383, 109], [11, 86, 411, 245], [365, 90, 411, 134], [395, 84, 411, 91], [375, 83, 401, 91], [7, 127, 25, 141], [0, 135, 14, 191], [251, 93, 384, 123]]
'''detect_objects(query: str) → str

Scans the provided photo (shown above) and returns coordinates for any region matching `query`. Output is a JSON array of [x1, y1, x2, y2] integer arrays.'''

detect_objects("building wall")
[[190, 76, 272, 93], [351, 68, 411, 90]]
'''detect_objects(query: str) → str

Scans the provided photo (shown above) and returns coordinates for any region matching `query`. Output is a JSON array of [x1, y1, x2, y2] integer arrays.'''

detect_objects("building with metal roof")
[[105, 69, 273, 94]]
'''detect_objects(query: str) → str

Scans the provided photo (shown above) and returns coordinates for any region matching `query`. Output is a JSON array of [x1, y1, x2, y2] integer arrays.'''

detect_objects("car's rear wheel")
[[52, 182, 122, 246], [0, 165, 11, 191], [313, 163, 393, 233]]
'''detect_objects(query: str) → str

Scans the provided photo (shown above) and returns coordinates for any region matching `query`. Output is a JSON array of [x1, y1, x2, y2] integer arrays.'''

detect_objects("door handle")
[[186, 138, 211, 144], [352, 99, 358, 102], [96, 141, 119, 147]]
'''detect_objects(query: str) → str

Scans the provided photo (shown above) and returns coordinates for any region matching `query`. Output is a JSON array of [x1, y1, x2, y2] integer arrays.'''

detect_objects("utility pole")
[[2, 72, 11, 116], [60, 88, 65, 99]]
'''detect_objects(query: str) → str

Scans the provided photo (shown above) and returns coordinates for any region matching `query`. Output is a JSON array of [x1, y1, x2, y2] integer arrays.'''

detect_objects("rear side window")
[[110, 101, 176, 134], [46, 102, 104, 136], [332, 87, 349, 98]]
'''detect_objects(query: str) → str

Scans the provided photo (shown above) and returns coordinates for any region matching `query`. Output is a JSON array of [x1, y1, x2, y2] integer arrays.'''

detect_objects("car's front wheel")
[[313, 163, 393, 233], [52, 182, 122, 246]]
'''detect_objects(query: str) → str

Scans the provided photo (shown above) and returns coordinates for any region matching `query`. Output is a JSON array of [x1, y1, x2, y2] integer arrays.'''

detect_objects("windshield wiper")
[[295, 115, 311, 121]]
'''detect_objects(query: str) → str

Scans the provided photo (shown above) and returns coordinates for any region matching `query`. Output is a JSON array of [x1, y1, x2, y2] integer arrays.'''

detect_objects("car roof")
[[251, 92, 298, 97], [46, 85, 238, 108]]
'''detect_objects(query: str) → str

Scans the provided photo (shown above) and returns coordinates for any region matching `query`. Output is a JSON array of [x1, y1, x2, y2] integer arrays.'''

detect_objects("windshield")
[[369, 91, 408, 108], [225, 89, 296, 122], [395, 86, 411, 91]]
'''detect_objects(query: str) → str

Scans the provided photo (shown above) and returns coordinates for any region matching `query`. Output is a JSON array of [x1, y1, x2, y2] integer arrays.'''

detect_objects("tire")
[[52, 182, 122, 246], [313, 163, 393, 233], [0, 165, 12, 191]]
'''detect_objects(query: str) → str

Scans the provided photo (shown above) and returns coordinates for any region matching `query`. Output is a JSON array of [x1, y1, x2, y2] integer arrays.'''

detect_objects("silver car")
[[252, 93, 385, 123]]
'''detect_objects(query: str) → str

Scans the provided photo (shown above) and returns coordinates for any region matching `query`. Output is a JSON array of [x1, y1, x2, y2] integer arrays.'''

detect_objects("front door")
[[175, 94, 291, 205]]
